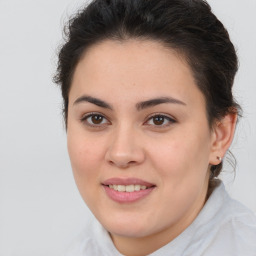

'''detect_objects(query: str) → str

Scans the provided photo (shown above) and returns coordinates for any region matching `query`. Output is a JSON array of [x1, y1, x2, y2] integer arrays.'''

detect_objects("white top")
[[64, 182, 256, 256]]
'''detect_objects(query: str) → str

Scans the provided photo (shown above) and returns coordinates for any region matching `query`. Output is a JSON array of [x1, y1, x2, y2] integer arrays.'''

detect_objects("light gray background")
[[0, 0, 255, 255]]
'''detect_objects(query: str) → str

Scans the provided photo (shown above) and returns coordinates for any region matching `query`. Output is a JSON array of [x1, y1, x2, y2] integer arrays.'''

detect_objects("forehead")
[[70, 39, 205, 108]]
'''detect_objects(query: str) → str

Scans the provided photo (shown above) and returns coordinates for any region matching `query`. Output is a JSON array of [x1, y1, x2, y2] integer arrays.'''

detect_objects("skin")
[[67, 39, 237, 256]]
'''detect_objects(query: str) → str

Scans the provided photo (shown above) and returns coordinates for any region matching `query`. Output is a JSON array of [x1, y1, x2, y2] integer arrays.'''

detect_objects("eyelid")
[[80, 112, 111, 127], [144, 113, 177, 127]]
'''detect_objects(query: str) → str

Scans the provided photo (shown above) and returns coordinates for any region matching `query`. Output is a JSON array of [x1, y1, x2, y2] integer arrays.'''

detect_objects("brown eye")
[[152, 116, 165, 125], [91, 115, 104, 124], [145, 114, 176, 127], [81, 113, 110, 127]]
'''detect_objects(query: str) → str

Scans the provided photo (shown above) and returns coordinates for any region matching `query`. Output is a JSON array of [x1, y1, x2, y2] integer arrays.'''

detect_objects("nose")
[[105, 125, 145, 168]]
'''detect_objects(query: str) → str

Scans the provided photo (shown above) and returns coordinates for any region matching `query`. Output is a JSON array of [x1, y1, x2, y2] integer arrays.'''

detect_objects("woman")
[[54, 0, 256, 255]]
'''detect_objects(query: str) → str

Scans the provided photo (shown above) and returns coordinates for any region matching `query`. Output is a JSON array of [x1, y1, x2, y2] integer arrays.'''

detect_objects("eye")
[[145, 114, 176, 127], [81, 113, 110, 127]]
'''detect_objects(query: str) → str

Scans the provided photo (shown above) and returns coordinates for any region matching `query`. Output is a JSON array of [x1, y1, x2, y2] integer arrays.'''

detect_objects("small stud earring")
[[217, 156, 222, 161]]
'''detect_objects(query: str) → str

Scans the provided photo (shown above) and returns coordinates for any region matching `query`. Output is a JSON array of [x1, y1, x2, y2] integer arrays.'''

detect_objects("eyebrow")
[[73, 95, 113, 110], [73, 95, 186, 110], [136, 97, 186, 111]]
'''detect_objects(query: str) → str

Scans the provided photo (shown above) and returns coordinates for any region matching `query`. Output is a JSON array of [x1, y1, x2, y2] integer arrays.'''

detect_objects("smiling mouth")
[[102, 178, 156, 203], [106, 184, 151, 192]]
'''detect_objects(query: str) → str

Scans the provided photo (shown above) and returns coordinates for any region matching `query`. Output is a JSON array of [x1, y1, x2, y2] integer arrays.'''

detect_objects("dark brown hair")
[[54, 0, 241, 180]]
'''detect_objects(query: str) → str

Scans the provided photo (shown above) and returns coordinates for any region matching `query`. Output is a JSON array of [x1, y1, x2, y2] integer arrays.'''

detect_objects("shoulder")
[[194, 183, 256, 256], [211, 197, 256, 255], [203, 210, 256, 255]]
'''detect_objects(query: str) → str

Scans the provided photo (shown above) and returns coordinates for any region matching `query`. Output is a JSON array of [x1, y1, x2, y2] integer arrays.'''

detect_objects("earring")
[[217, 156, 222, 162]]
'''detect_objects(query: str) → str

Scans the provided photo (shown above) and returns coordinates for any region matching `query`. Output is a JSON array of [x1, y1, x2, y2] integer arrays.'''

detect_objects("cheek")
[[67, 131, 104, 188], [68, 130, 100, 166], [149, 129, 211, 180], [67, 133, 105, 209]]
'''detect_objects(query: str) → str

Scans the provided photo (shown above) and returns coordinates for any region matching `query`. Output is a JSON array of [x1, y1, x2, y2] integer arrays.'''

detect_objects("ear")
[[209, 113, 238, 165]]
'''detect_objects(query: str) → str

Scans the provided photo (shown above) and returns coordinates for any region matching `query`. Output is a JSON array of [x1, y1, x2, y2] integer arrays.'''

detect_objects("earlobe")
[[209, 113, 238, 165]]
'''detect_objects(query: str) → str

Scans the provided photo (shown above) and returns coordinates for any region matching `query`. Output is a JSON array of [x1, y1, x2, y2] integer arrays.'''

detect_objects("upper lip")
[[102, 177, 155, 187]]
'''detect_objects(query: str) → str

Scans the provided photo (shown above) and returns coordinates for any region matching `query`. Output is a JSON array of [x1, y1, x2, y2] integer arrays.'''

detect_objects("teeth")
[[108, 184, 149, 192], [125, 185, 134, 192], [117, 185, 125, 192], [134, 185, 140, 191]]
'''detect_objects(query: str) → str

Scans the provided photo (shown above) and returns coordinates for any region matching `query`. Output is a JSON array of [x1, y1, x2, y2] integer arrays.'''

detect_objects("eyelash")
[[80, 112, 176, 129], [80, 112, 110, 128], [144, 113, 176, 127]]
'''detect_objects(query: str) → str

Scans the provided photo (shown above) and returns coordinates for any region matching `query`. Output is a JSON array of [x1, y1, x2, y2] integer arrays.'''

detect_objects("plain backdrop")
[[0, 0, 255, 255]]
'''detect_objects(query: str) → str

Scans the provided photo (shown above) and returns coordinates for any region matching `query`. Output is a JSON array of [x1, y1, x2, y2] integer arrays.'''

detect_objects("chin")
[[99, 214, 152, 238], [108, 226, 151, 238]]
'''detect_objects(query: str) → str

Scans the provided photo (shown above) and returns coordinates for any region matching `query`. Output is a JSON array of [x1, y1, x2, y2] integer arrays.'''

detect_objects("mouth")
[[102, 178, 156, 203], [106, 184, 151, 192]]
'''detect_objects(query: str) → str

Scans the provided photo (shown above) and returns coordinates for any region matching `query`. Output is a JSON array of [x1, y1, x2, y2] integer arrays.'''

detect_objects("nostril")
[[128, 161, 137, 165], [107, 160, 136, 168], [108, 160, 115, 166]]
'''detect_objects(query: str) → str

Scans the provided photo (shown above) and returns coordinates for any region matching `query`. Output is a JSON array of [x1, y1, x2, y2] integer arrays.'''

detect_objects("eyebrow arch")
[[73, 95, 113, 110], [136, 97, 186, 111]]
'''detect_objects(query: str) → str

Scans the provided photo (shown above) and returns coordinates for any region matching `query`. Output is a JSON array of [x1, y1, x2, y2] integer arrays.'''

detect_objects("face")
[[67, 39, 215, 241]]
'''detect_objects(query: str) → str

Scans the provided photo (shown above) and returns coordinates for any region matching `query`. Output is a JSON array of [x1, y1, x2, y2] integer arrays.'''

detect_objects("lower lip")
[[103, 185, 155, 203]]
